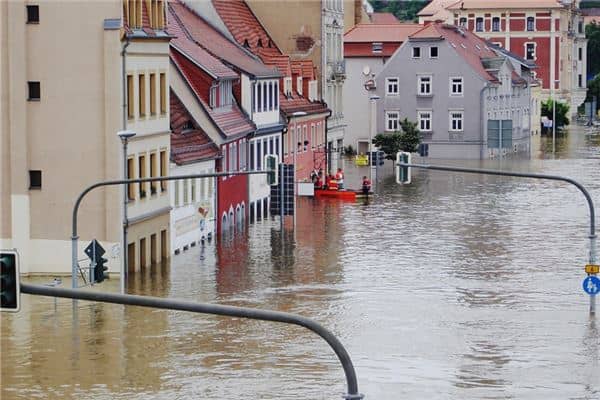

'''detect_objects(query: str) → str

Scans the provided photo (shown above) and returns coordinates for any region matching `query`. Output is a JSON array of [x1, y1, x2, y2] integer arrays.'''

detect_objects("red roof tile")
[[170, 91, 220, 165], [447, 0, 562, 10], [168, 0, 279, 78], [409, 23, 499, 82], [168, 6, 238, 79], [369, 12, 400, 24], [171, 47, 256, 139], [344, 23, 422, 43]]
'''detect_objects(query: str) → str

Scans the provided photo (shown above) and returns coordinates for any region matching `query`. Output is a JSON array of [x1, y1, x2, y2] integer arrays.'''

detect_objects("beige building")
[[1, 0, 171, 275]]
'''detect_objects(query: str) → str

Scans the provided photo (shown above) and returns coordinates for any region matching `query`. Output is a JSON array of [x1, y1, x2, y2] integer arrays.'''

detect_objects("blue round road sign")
[[582, 276, 600, 296]]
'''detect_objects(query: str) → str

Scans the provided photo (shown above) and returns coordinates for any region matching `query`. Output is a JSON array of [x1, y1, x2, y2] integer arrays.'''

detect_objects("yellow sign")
[[355, 155, 369, 166], [585, 264, 600, 274]]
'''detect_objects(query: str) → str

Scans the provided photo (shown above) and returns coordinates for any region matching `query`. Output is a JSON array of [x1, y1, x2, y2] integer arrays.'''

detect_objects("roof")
[[344, 23, 423, 43], [171, 47, 256, 139], [168, 8, 238, 79], [447, 0, 562, 10], [417, 0, 460, 16], [168, 0, 280, 78], [486, 40, 538, 69], [409, 23, 502, 82], [211, 0, 328, 117], [369, 12, 399, 24], [170, 91, 220, 165]]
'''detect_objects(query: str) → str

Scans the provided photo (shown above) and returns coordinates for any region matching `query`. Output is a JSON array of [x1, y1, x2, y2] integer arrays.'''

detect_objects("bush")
[[372, 118, 421, 159]]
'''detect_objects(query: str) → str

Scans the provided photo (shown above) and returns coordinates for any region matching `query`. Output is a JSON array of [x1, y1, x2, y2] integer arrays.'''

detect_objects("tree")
[[585, 73, 600, 112], [541, 99, 570, 133], [369, 0, 428, 22], [372, 118, 421, 159], [586, 22, 600, 78]]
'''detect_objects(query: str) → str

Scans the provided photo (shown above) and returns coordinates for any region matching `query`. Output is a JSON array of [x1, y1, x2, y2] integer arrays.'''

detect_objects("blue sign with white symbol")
[[582, 276, 600, 296]]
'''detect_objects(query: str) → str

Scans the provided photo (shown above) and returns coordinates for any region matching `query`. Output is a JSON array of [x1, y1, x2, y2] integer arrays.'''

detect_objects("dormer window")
[[284, 77, 292, 96], [123, 0, 142, 29], [297, 76, 303, 95], [182, 120, 194, 132], [243, 39, 250, 48], [150, 0, 165, 30], [257, 38, 263, 47]]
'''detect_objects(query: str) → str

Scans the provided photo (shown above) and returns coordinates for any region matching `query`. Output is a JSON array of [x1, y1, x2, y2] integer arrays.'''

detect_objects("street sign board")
[[84, 239, 105, 259], [582, 276, 600, 296]]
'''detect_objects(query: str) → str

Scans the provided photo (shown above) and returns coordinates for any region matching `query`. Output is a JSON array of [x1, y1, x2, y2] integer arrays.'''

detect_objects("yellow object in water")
[[355, 155, 369, 166]]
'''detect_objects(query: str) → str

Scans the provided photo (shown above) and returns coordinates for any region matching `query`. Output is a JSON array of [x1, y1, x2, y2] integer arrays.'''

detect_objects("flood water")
[[2, 128, 600, 399]]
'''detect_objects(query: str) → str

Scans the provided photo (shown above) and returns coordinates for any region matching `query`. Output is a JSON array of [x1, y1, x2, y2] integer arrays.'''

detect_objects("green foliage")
[[541, 99, 570, 130], [343, 145, 357, 156], [369, 0, 428, 22], [372, 118, 421, 159], [580, 1, 600, 8], [585, 74, 600, 112], [587, 22, 600, 78]]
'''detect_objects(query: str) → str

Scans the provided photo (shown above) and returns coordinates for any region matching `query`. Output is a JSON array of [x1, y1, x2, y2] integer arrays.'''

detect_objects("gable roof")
[[170, 47, 256, 140], [344, 23, 423, 43], [409, 23, 501, 82], [168, 0, 280, 79], [170, 90, 220, 165], [417, 0, 460, 17], [486, 40, 538, 69], [447, 0, 562, 10]]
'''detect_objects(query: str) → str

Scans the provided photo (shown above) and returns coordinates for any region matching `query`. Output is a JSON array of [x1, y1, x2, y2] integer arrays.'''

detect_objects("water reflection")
[[2, 126, 600, 399]]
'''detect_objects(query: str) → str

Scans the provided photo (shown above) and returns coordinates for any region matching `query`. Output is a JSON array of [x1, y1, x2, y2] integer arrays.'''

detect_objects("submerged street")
[[2, 130, 599, 399]]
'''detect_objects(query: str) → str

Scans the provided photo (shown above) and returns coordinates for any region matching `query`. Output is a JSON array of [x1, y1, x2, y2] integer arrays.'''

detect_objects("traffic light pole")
[[398, 162, 597, 315], [71, 171, 268, 292], [20, 282, 363, 400]]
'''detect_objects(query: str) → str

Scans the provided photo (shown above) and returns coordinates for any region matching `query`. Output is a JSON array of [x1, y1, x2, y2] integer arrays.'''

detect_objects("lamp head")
[[117, 130, 136, 140]]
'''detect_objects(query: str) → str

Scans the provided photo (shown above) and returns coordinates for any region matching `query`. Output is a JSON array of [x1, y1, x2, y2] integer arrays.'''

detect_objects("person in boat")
[[314, 172, 323, 189], [328, 174, 338, 191], [362, 176, 371, 196], [335, 168, 344, 190]]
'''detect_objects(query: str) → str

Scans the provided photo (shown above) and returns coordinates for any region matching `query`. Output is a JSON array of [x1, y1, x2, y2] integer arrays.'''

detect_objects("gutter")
[[324, 104, 333, 174], [480, 82, 491, 159]]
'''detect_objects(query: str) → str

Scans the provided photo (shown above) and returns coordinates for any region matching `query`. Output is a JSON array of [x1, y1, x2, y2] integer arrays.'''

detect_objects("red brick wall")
[[217, 139, 248, 234], [510, 17, 525, 31]]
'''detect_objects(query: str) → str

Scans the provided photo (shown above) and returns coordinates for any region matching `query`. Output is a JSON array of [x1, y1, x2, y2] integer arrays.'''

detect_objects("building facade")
[[343, 23, 421, 154], [374, 23, 533, 159], [447, 0, 587, 114], [1, 0, 171, 274]]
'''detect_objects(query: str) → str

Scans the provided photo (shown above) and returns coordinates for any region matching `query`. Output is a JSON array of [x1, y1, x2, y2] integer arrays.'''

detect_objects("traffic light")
[[94, 256, 109, 284], [377, 151, 385, 166], [1, 250, 20, 312], [370, 151, 385, 166], [396, 152, 411, 184], [264, 154, 279, 186]]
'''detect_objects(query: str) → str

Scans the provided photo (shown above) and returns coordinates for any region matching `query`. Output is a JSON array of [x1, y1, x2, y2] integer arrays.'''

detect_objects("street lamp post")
[[552, 79, 560, 155], [369, 95, 380, 185], [117, 130, 136, 294]]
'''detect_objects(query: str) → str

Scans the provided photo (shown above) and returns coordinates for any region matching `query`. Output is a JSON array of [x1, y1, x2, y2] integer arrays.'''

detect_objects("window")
[[311, 124, 316, 148], [138, 74, 146, 117], [26, 5, 39, 23], [476, 17, 483, 32], [385, 111, 400, 131], [174, 181, 180, 206], [493, 42, 503, 48], [127, 157, 135, 200], [578, 21, 584, 34], [268, 82, 273, 110], [418, 75, 432, 96], [218, 80, 232, 107], [372, 42, 383, 53], [578, 47, 583, 61], [28, 81, 40, 101], [160, 150, 167, 191], [139, 154, 147, 198], [525, 43, 535, 60], [492, 17, 500, 32], [183, 179, 189, 205], [450, 77, 463, 96], [257, 83, 262, 112], [449, 111, 464, 131], [263, 82, 268, 110], [412, 46, 421, 58], [487, 120, 512, 148], [256, 141, 261, 169], [149, 73, 156, 115], [526, 16, 535, 32], [297, 77, 303, 96], [127, 75, 134, 118], [250, 141, 255, 168], [159, 73, 166, 114], [418, 111, 432, 132], [191, 178, 196, 203], [240, 139, 246, 170], [29, 170, 41, 189], [386, 77, 399, 95], [418, 143, 429, 157], [430, 46, 438, 58], [459, 17, 467, 27], [303, 126, 308, 151], [578, 74, 583, 88], [274, 81, 279, 109], [150, 152, 157, 195]]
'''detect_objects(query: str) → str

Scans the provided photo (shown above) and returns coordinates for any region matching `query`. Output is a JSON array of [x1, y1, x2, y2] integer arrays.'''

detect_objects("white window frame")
[[449, 110, 464, 132], [429, 46, 438, 59], [385, 111, 400, 132], [372, 42, 383, 53], [492, 16, 501, 32], [418, 110, 432, 132], [459, 17, 467, 27], [524, 42, 536, 61], [412, 46, 421, 59], [417, 75, 432, 96], [526, 16, 535, 32], [297, 76, 303, 95], [475, 17, 484, 32], [386, 77, 399, 96], [449, 77, 463, 97]]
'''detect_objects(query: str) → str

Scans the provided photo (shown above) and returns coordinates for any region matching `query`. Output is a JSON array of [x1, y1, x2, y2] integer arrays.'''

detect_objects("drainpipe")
[[480, 83, 491, 160], [121, 36, 130, 129], [324, 105, 332, 174]]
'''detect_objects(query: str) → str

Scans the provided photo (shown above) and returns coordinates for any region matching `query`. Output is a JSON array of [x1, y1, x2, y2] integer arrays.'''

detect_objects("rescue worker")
[[335, 168, 344, 190]]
